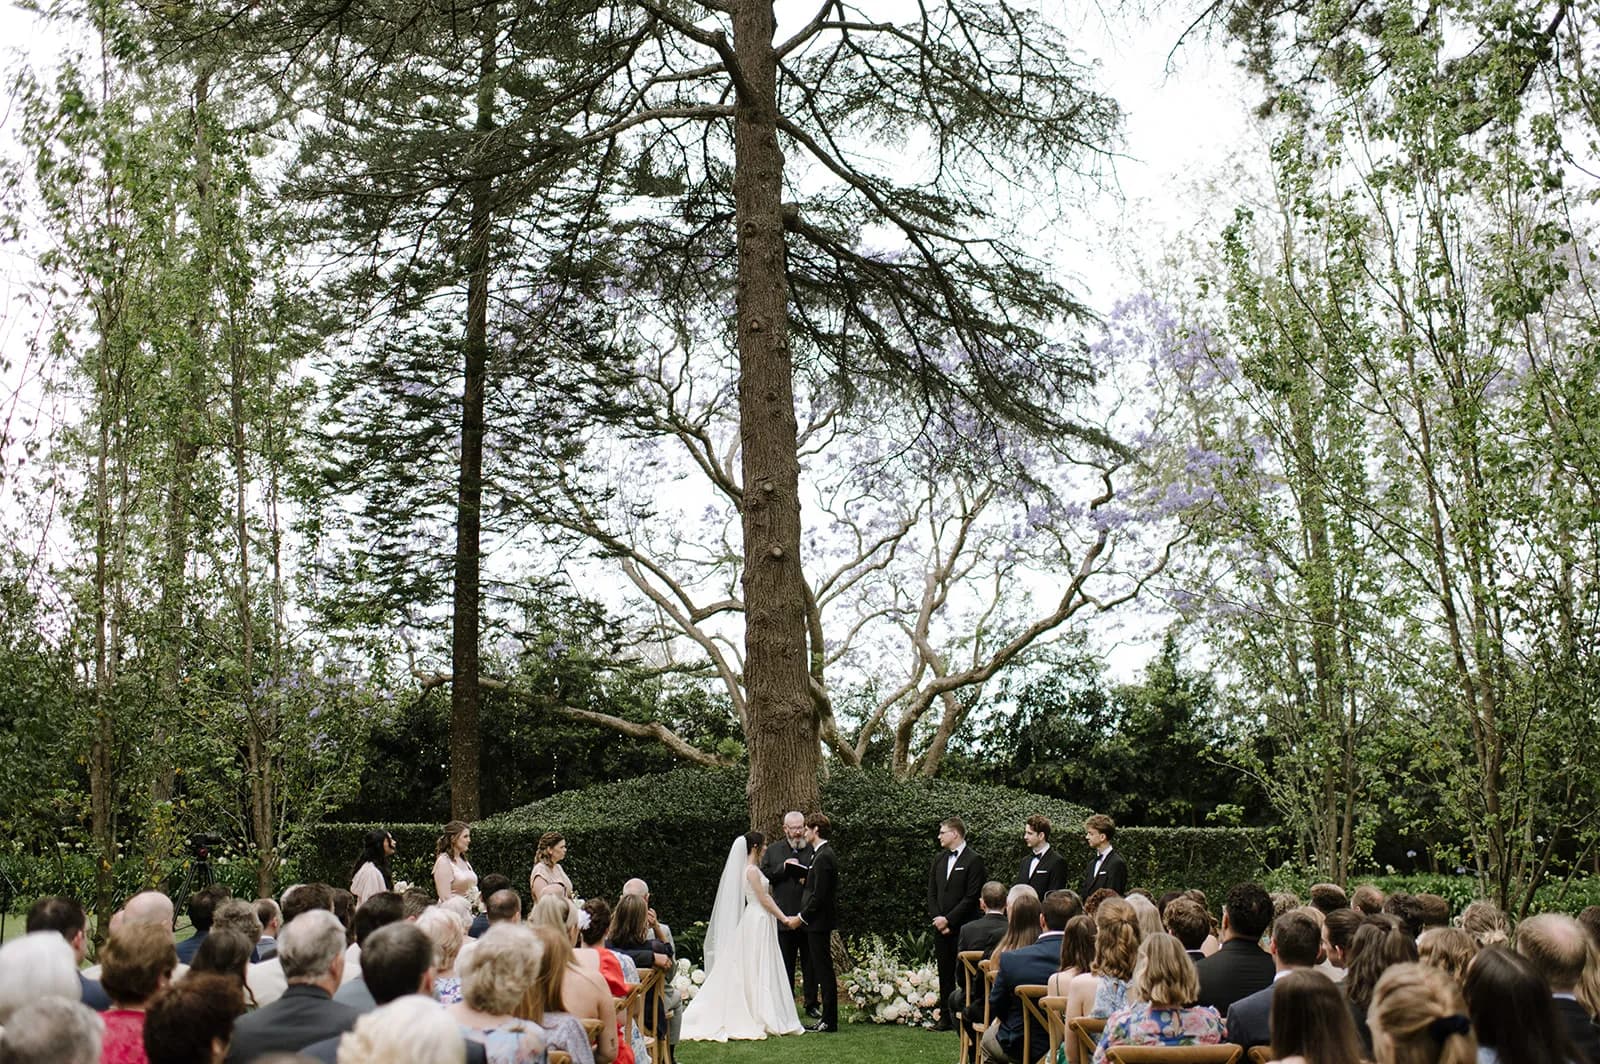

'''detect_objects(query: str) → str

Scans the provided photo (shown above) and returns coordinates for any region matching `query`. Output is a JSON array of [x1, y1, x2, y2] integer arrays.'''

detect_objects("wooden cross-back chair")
[[1104, 1045, 1245, 1064], [635, 968, 672, 1064]]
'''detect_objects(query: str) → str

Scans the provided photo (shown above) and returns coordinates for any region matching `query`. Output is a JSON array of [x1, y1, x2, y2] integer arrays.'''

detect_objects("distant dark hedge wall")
[[294, 766, 1280, 956]]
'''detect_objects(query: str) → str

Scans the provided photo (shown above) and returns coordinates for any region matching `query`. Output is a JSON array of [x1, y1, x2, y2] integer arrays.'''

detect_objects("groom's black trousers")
[[806, 927, 837, 1028], [777, 925, 819, 1007]]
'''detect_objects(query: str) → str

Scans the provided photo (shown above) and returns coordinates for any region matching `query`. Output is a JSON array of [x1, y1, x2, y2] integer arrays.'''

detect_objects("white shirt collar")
[[1032, 844, 1050, 856], [1095, 843, 1112, 858], [949, 843, 965, 860]]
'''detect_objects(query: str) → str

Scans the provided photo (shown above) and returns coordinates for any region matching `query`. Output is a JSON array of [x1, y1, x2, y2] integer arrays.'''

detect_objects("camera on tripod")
[[189, 833, 225, 859]]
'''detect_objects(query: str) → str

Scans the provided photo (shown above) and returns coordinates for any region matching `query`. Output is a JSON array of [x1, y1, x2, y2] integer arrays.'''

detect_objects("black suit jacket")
[[988, 933, 1064, 1056], [928, 845, 986, 930], [958, 911, 1008, 957], [1224, 978, 1278, 1049], [226, 985, 358, 1063], [1017, 848, 1070, 896], [1195, 939, 1276, 1013], [1080, 848, 1128, 897], [1555, 996, 1600, 1064], [799, 841, 837, 932], [760, 837, 814, 916]]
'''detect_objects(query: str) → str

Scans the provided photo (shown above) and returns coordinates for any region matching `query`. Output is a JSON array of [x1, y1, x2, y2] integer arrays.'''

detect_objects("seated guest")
[[1093, 933, 1224, 1064], [400, 888, 434, 920], [0, 997, 103, 1064], [99, 921, 180, 1064], [579, 898, 641, 1064], [1164, 898, 1211, 964], [1417, 927, 1477, 988], [1083, 888, 1120, 917], [253, 900, 281, 963], [1415, 895, 1451, 932], [333, 996, 465, 1064], [144, 974, 247, 1064], [1460, 901, 1510, 949], [1127, 894, 1164, 940], [1321, 907, 1362, 982], [447, 924, 547, 1064], [1516, 912, 1600, 1064], [1271, 893, 1302, 921], [982, 890, 1069, 1064], [1465, 945, 1580, 1064], [961, 881, 1011, 958], [191, 930, 259, 1008], [1047, 915, 1096, 998], [178, 888, 234, 966], [334, 894, 406, 1011], [1224, 910, 1321, 1049], [1308, 884, 1349, 915], [0, 931, 81, 1024], [468, 876, 515, 939], [227, 910, 357, 1063], [25, 895, 111, 1009], [523, 916, 614, 1064], [607, 894, 673, 1044], [1368, 962, 1477, 1064], [417, 906, 468, 1006], [1383, 893, 1427, 939], [1344, 915, 1419, 1055], [211, 901, 264, 957], [248, 885, 336, 1008], [992, 887, 1043, 965], [1194, 882, 1276, 1012], [1352, 884, 1385, 916], [1064, 898, 1141, 1062], [1265, 969, 1365, 1064]]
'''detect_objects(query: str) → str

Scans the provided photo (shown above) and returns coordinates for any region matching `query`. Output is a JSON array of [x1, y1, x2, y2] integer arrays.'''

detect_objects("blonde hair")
[[529, 895, 579, 941], [336, 995, 466, 1064], [1459, 901, 1509, 948], [459, 924, 540, 1016], [1129, 932, 1199, 1007], [440, 896, 473, 933], [1417, 927, 1477, 987], [415, 906, 466, 972], [1092, 898, 1142, 981], [1126, 893, 1164, 939], [518, 924, 572, 1021], [1369, 962, 1477, 1064]]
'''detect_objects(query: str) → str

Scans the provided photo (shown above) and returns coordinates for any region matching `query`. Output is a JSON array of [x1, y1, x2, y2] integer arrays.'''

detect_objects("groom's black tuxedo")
[[1016, 846, 1070, 896], [761, 837, 817, 1009], [798, 839, 838, 1029]]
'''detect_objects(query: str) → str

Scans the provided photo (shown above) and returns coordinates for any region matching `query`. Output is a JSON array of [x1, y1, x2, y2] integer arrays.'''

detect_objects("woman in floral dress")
[[1093, 933, 1224, 1064]]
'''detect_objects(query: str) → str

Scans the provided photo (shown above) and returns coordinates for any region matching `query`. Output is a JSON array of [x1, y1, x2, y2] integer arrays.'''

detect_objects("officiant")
[[760, 809, 820, 1018]]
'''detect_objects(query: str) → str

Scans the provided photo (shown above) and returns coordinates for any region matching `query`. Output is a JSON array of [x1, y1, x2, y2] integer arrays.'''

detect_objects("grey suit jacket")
[[1224, 978, 1279, 1049], [225, 985, 358, 1063]]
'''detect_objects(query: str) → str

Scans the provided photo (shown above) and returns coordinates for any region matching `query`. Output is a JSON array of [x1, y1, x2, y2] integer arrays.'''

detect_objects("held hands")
[[932, 915, 950, 934], [783, 915, 803, 929]]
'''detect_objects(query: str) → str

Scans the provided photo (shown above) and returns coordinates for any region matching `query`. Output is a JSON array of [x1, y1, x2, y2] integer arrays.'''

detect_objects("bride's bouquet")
[[840, 936, 941, 1028]]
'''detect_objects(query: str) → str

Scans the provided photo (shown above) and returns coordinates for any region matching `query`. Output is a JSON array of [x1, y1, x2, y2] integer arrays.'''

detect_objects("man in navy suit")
[[929, 816, 987, 1029], [982, 890, 1074, 1063], [1224, 910, 1321, 1049], [25, 896, 111, 1010], [1079, 814, 1128, 897], [1017, 815, 1070, 896]]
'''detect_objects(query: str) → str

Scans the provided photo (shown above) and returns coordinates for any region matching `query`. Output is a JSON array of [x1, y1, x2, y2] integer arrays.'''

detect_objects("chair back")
[[1105, 1046, 1244, 1063], [1069, 1016, 1107, 1062], [1040, 995, 1068, 1064], [1017, 985, 1052, 1064], [1246, 1048, 1272, 1064], [550, 1053, 572, 1064]]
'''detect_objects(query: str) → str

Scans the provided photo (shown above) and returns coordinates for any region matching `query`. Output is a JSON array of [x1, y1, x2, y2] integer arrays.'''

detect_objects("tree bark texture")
[[731, 0, 821, 834], [451, 3, 497, 822]]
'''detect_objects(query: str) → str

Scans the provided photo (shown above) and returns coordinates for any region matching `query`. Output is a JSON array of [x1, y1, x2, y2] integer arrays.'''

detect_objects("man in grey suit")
[[226, 910, 357, 1063], [1224, 910, 1321, 1049]]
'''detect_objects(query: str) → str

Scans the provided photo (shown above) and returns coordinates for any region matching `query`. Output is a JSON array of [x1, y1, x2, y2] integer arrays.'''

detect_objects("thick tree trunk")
[[450, 4, 496, 822], [731, 0, 820, 834]]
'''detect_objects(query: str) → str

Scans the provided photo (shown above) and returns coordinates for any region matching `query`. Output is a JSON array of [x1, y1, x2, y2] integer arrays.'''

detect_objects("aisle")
[[671, 1023, 951, 1064]]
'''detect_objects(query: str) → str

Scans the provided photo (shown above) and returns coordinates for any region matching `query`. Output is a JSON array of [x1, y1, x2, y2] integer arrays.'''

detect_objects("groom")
[[785, 811, 838, 1033]]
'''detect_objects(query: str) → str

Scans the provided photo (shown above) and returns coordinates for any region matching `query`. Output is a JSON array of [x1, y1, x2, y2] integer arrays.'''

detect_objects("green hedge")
[[294, 766, 1283, 955]]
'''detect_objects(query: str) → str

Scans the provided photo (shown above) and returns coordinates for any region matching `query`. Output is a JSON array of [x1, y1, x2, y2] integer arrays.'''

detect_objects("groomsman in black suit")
[[1079, 813, 1129, 897], [760, 810, 817, 1017], [927, 816, 986, 1030], [788, 812, 838, 1032], [1016, 815, 1070, 896]]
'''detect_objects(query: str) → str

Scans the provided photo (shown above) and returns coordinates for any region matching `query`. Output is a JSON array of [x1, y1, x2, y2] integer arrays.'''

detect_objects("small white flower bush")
[[671, 956, 707, 1003], [841, 936, 941, 1027]]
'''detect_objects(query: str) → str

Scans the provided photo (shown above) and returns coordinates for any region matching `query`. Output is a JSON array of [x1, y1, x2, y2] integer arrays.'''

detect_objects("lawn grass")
[[672, 1023, 954, 1064]]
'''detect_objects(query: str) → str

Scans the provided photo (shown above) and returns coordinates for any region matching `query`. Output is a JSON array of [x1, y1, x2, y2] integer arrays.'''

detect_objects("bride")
[[679, 831, 804, 1041]]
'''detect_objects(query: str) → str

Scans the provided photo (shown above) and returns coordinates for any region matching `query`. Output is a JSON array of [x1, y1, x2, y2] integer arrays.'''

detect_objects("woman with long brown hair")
[[1063, 898, 1142, 1064], [1267, 969, 1366, 1064]]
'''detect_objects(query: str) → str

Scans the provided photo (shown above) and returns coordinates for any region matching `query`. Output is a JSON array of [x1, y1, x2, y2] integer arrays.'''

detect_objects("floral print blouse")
[[1092, 1002, 1225, 1064]]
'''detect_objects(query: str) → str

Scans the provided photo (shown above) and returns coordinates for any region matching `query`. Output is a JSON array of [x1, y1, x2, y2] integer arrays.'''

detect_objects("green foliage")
[[297, 767, 1280, 945]]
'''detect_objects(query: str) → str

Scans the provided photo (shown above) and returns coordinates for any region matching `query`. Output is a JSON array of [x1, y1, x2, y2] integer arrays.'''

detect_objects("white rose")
[[691, 969, 706, 985]]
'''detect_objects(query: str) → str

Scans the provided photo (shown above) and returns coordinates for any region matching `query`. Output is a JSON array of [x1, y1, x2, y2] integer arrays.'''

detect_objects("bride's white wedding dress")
[[679, 851, 803, 1041]]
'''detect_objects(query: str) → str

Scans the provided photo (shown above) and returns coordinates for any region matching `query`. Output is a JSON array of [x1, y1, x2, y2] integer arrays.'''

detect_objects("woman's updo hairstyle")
[[436, 820, 471, 857], [1092, 897, 1142, 981], [1369, 962, 1476, 1064]]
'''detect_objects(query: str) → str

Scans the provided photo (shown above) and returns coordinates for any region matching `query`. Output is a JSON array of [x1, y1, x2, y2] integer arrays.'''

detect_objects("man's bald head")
[[1517, 912, 1589, 991], [123, 891, 175, 929], [622, 879, 649, 898]]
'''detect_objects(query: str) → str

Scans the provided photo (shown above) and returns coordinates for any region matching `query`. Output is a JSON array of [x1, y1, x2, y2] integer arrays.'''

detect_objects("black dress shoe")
[[806, 1005, 823, 1019], [931, 1018, 954, 1032], [805, 1020, 836, 1032]]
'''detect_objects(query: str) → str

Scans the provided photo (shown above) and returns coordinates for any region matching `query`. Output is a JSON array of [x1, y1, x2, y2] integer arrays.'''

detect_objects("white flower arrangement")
[[671, 956, 708, 1003], [840, 936, 942, 1028]]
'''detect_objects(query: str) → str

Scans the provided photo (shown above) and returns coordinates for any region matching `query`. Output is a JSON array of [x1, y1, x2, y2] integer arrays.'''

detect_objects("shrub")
[[291, 766, 1283, 942]]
